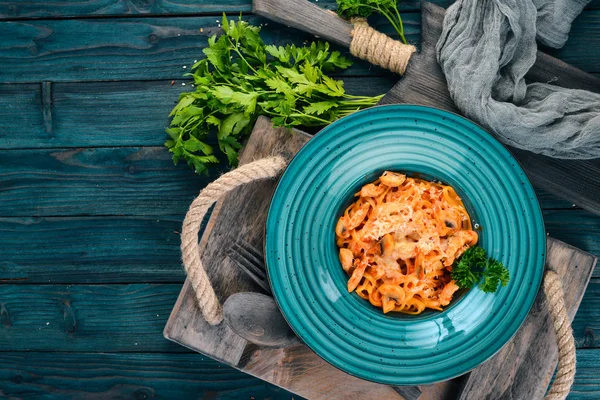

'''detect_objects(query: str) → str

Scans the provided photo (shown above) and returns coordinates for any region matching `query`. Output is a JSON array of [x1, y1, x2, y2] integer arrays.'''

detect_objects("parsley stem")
[[392, 6, 407, 44], [228, 37, 258, 75]]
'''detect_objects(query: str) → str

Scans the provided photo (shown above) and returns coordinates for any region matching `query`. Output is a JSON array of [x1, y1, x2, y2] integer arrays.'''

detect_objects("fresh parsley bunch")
[[336, 0, 408, 44], [166, 15, 383, 174], [451, 246, 510, 293]]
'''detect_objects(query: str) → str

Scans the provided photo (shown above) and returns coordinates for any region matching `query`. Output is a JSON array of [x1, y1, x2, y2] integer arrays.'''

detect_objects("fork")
[[227, 239, 272, 294]]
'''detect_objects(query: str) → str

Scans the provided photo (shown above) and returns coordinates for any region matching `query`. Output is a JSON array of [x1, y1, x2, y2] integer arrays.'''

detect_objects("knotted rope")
[[180, 156, 287, 325], [349, 18, 416, 75], [180, 157, 576, 399], [543, 270, 576, 400]]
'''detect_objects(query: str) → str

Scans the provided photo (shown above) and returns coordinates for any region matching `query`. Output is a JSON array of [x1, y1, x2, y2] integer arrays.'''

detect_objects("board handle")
[[253, 0, 353, 47], [253, 0, 416, 75]]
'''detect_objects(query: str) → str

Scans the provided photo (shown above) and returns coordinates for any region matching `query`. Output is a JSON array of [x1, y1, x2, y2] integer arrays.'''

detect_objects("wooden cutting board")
[[165, 116, 597, 400]]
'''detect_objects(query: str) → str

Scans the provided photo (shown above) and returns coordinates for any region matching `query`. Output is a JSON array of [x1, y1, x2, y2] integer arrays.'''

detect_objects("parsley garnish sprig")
[[166, 15, 384, 175], [451, 246, 510, 293], [336, 0, 408, 44]]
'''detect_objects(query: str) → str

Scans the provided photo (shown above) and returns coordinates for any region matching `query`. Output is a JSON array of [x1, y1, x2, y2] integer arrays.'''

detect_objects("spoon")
[[223, 292, 298, 347]]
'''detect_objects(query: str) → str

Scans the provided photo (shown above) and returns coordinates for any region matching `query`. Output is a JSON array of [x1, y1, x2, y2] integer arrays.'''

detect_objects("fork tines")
[[228, 240, 271, 294]]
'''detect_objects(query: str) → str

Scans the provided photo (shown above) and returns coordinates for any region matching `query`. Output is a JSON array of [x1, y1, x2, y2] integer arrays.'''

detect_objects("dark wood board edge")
[[253, 0, 353, 48]]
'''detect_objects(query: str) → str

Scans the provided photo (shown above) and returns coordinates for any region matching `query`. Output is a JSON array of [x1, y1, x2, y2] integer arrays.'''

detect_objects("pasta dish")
[[335, 171, 478, 314]]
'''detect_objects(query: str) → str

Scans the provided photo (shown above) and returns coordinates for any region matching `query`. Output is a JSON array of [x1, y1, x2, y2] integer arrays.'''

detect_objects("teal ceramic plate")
[[265, 105, 546, 385]]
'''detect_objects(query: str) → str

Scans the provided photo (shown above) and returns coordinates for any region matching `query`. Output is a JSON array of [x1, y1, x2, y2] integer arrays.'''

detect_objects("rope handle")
[[349, 18, 416, 75], [180, 157, 575, 399], [180, 156, 287, 325], [543, 270, 576, 400]]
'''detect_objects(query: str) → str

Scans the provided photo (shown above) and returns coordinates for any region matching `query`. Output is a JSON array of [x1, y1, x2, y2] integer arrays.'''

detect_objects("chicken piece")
[[380, 233, 394, 255], [347, 203, 370, 230], [360, 183, 385, 198], [380, 171, 406, 187], [391, 237, 418, 260], [347, 259, 368, 292], [444, 230, 478, 266], [439, 280, 460, 306]]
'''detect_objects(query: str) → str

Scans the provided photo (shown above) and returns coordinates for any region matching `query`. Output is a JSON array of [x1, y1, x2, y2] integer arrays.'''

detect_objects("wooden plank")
[[0, 1, 456, 19], [0, 15, 412, 83], [2, 0, 598, 19], [0, 10, 593, 84], [0, 284, 192, 352], [542, 9, 600, 74], [572, 280, 600, 348], [0, 216, 188, 284], [509, 148, 600, 216], [0, 0, 251, 19], [0, 146, 221, 217], [535, 188, 580, 210], [381, 2, 600, 217], [0, 211, 596, 287], [0, 83, 44, 146], [0, 352, 292, 400], [570, 349, 600, 399], [458, 240, 596, 399], [544, 210, 600, 274], [0, 77, 396, 149], [0, 147, 586, 219], [1, 350, 599, 400]]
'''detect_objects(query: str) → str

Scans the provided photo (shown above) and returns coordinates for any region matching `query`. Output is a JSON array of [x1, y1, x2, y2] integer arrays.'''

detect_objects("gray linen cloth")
[[436, 0, 600, 159]]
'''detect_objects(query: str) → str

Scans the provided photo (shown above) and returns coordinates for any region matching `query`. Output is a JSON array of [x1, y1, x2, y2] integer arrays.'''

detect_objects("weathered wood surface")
[[0, 147, 221, 217], [0, 77, 396, 149], [0, 149, 593, 220], [1, 351, 598, 400], [1, 10, 600, 83], [575, 283, 600, 349], [0, 15, 410, 83], [0, 0, 598, 398], [458, 240, 597, 399], [544, 211, 600, 275], [4, 0, 600, 19], [380, 2, 600, 217], [165, 116, 598, 400], [0, 1, 459, 19], [0, 216, 188, 283], [0, 281, 598, 356], [0, 209, 597, 287], [0, 284, 187, 352], [0, 352, 291, 400]]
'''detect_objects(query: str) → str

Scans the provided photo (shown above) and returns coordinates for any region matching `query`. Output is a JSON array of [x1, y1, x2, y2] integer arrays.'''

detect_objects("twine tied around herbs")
[[181, 157, 576, 400], [349, 18, 416, 75]]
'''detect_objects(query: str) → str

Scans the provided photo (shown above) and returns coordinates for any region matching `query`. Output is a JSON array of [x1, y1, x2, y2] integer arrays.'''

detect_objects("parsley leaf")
[[166, 14, 383, 174], [451, 246, 510, 294], [480, 258, 511, 293], [336, 0, 408, 44]]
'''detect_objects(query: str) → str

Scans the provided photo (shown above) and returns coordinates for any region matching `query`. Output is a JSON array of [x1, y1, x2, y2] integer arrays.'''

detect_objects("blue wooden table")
[[0, 1, 599, 398]]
